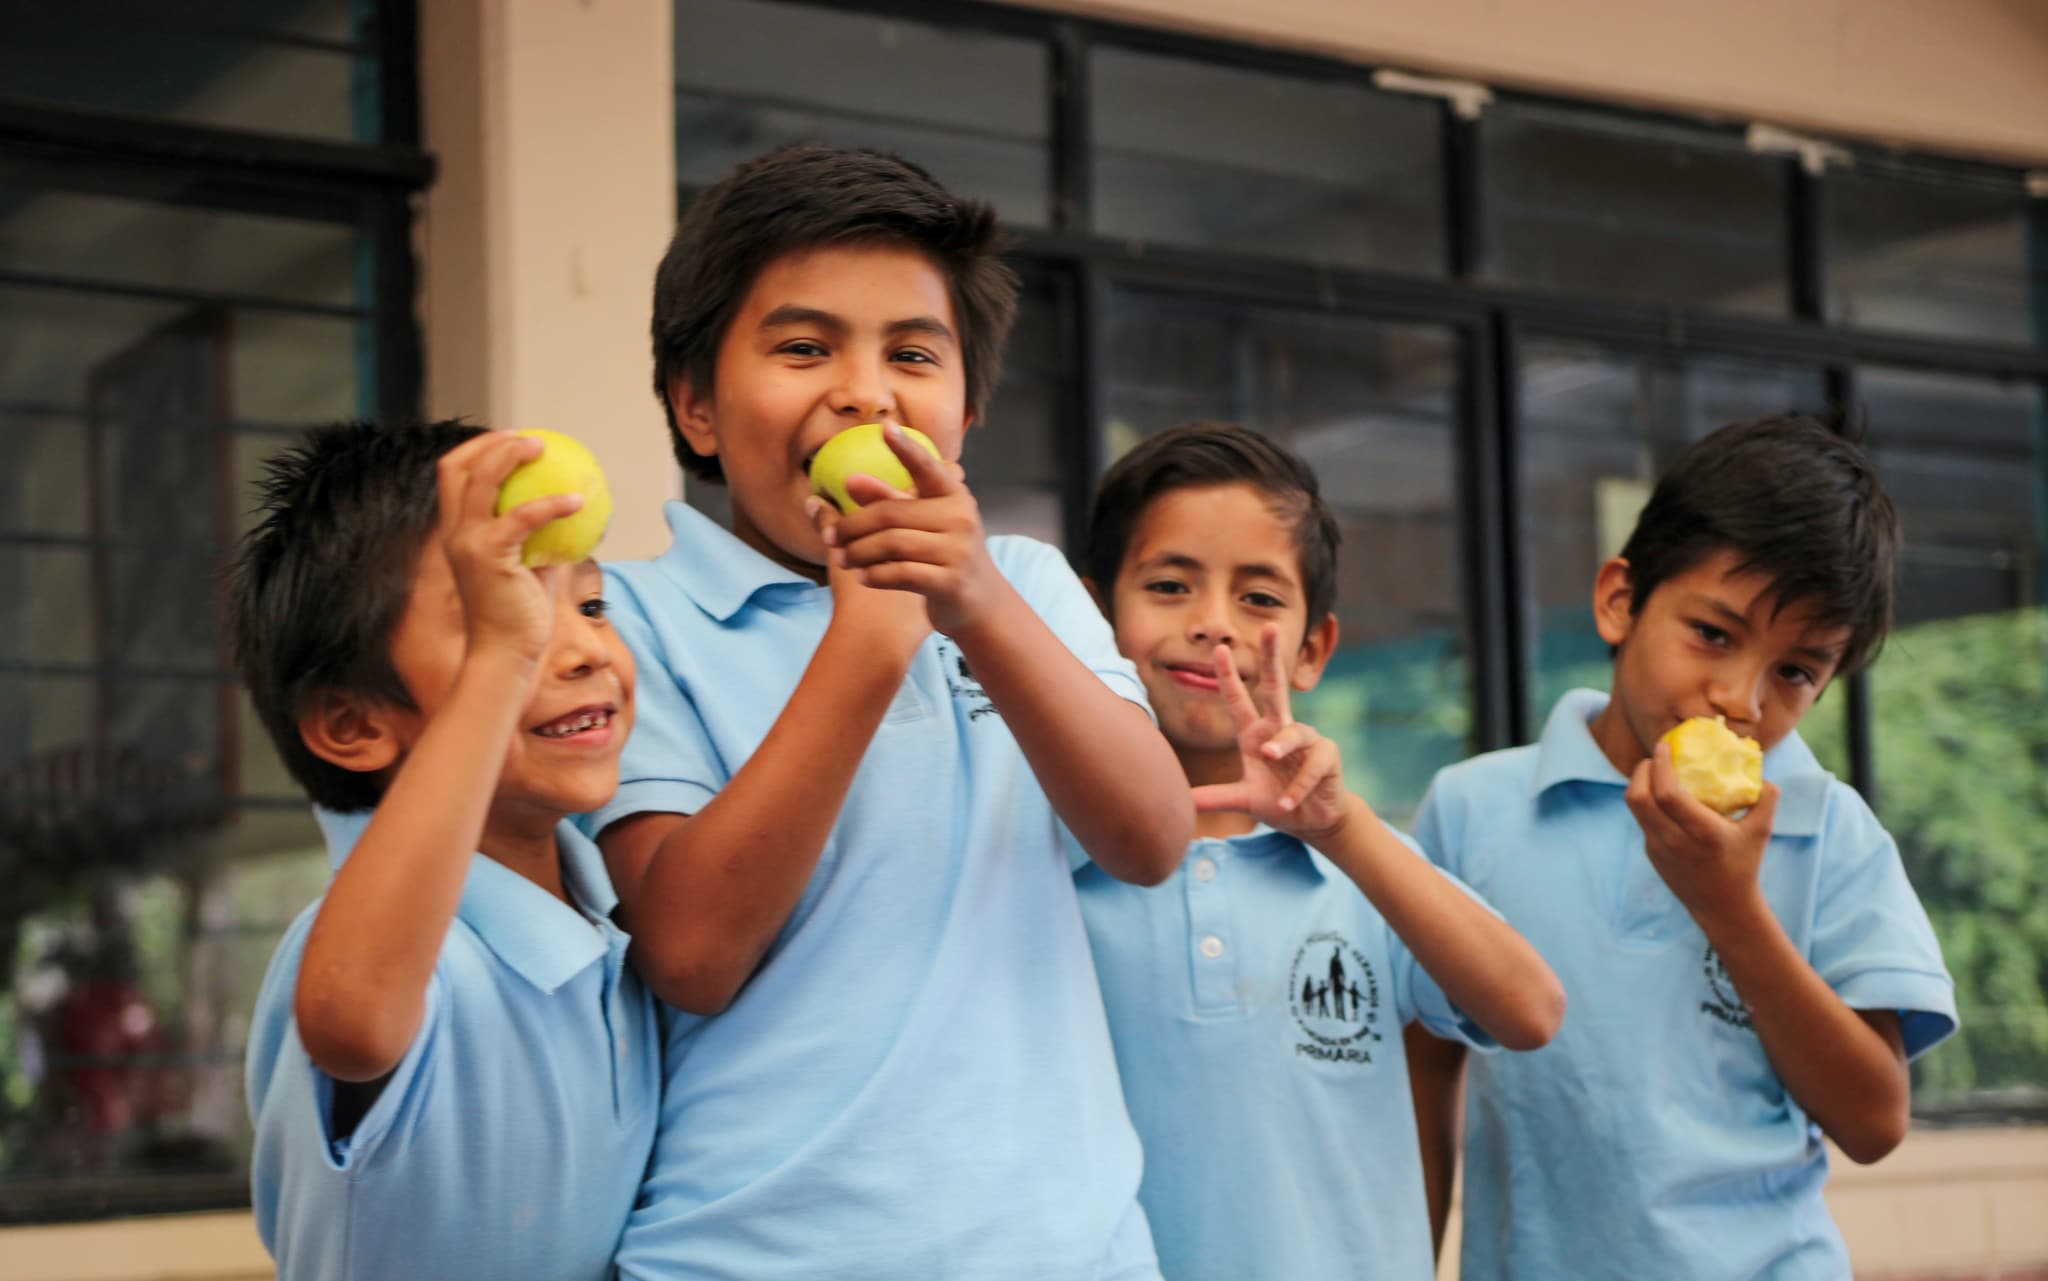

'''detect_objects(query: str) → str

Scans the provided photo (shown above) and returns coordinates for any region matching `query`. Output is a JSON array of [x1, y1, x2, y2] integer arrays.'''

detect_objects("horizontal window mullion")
[[0, 266, 371, 319]]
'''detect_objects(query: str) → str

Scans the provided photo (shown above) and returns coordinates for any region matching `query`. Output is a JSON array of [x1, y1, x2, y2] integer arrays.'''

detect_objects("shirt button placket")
[[1186, 841, 1239, 1014]]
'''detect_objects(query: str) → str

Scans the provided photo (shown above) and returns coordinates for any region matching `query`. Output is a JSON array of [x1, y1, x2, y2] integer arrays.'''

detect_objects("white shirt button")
[[1193, 857, 1217, 882], [1199, 935, 1224, 959]]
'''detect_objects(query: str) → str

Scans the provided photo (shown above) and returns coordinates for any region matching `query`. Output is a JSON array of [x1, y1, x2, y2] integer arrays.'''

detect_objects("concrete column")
[[420, 0, 679, 562]]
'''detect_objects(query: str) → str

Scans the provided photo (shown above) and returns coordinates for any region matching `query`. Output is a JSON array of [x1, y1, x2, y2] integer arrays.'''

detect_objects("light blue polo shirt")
[[246, 809, 660, 1281], [1415, 687, 1957, 1281], [586, 500, 1159, 1281], [1078, 825, 1497, 1281]]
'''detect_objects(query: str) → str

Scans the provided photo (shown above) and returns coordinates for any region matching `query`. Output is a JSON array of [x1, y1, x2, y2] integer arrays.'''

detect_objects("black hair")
[[1086, 422, 1341, 630], [651, 143, 1019, 483], [1619, 409, 1901, 674], [226, 420, 484, 811]]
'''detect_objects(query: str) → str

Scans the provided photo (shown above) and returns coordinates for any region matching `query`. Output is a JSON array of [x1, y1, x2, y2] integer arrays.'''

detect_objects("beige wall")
[[1030, 0, 2048, 167], [420, 0, 681, 563]]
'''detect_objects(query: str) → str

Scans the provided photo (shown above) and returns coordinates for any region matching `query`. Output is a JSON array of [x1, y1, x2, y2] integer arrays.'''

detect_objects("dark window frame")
[[0, 0, 429, 1225]]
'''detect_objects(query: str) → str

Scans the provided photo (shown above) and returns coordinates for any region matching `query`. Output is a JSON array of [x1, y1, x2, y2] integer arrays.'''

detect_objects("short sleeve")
[[992, 537, 1151, 717], [581, 564, 724, 836], [316, 974, 448, 1171], [1810, 786, 1958, 1061], [1384, 833, 1500, 1052]]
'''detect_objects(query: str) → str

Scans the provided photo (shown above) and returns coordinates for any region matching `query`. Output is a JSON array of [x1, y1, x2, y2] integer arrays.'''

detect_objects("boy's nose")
[[1706, 669, 1764, 729], [1187, 607, 1236, 647], [832, 364, 897, 422]]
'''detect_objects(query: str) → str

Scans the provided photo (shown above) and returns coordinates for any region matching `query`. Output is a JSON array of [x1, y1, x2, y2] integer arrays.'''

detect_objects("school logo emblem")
[[936, 638, 998, 720], [1699, 945, 1753, 1030], [1289, 931, 1382, 1064]]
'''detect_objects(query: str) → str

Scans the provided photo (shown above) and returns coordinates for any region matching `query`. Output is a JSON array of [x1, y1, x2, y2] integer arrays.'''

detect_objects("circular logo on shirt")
[[1700, 945, 1753, 1030], [1289, 931, 1381, 1064]]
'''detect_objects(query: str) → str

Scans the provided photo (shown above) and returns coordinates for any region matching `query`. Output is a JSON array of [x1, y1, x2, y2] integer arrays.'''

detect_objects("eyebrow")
[[1134, 551, 1295, 583], [758, 305, 955, 345]]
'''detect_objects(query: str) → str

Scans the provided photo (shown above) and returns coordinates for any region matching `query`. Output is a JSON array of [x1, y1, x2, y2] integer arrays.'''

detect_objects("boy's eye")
[[580, 597, 609, 620], [891, 348, 936, 365], [1691, 622, 1730, 646], [1779, 664, 1816, 687], [778, 340, 827, 358], [1144, 579, 1190, 596], [1242, 591, 1286, 609]]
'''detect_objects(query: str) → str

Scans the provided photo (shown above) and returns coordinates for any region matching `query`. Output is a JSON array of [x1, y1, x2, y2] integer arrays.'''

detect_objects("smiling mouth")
[[531, 705, 617, 739], [1164, 663, 1223, 692]]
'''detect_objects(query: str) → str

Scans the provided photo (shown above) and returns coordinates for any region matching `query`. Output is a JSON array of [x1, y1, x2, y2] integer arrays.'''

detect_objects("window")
[[665, 0, 2048, 1116], [0, 0, 425, 1222]]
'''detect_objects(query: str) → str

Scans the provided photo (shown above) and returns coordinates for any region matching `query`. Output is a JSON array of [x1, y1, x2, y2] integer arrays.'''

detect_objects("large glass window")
[[1828, 172, 2045, 347], [0, 1, 419, 1223], [674, 0, 1050, 228], [1857, 367, 2048, 1108], [0, 0, 386, 144], [1103, 290, 1464, 820], [1090, 47, 1443, 273], [1483, 106, 1788, 315]]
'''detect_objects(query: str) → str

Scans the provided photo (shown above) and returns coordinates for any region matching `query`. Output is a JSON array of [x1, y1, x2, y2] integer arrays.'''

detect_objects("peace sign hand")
[[1187, 623, 1354, 841]]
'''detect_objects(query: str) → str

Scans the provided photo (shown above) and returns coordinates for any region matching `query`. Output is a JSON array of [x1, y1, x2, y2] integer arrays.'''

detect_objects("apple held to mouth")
[[495, 429, 614, 567], [1660, 715, 1763, 816], [808, 422, 942, 515]]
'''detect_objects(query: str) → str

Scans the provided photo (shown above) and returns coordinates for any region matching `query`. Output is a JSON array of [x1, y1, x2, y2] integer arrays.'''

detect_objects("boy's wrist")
[[937, 574, 1027, 653], [1690, 885, 1777, 951]]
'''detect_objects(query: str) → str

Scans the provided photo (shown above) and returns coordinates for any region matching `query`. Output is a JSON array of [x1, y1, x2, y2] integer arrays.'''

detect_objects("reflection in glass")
[[675, 0, 1049, 227], [1859, 368, 2048, 1108], [0, 0, 378, 143], [1484, 108, 1787, 315], [1103, 289, 1463, 820], [1091, 47, 1442, 273], [1828, 173, 2044, 348], [0, 148, 367, 1214]]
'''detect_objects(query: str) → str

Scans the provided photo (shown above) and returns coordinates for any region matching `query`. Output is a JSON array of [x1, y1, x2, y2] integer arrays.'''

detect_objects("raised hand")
[[1627, 740, 1779, 928], [806, 492, 933, 662], [823, 423, 1005, 637], [436, 431, 583, 669], [1188, 623, 1353, 841]]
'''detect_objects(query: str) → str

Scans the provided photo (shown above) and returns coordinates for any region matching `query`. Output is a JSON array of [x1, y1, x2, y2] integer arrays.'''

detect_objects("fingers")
[[1212, 644, 1261, 728], [885, 423, 960, 498], [1277, 738, 1341, 813], [1258, 721, 1320, 763], [1191, 781, 1257, 815], [1645, 740, 1724, 844], [1257, 624, 1292, 726], [1736, 780, 1781, 834], [840, 472, 915, 510]]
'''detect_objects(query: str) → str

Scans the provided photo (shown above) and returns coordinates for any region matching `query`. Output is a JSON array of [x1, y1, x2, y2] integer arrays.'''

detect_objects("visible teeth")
[[538, 711, 609, 738]]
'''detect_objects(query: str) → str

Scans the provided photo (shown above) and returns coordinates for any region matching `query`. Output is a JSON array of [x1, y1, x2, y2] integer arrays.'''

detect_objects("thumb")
[[1738, 779, 1781, 830]]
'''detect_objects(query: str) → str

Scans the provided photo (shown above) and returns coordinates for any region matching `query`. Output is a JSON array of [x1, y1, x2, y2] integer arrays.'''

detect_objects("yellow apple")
[[808, 422, 941, 514], [1659, 715, 1763, 816], [494, 429, 614, 567]]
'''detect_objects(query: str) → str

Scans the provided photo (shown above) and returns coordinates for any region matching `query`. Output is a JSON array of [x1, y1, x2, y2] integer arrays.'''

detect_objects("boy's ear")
[[668, 372, 720, 462], [1592, 557, 1637, 646], [1289, 613, 1341, 693], [298, 691, 405, 778]]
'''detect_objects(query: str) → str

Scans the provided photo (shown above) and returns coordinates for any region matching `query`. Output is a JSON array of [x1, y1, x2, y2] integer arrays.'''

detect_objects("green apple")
[[494, 429, 614, 566], [808, 422, 942, 514]]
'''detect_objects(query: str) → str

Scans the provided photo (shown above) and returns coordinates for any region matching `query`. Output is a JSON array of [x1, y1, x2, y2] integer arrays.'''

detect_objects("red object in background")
[[54, 977, 168, 1134]]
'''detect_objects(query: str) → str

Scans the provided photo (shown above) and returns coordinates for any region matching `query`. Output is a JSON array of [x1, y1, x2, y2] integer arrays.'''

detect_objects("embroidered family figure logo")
[[1700, 945, 1753, 1030], [1289, 931, 1381, 1065], [937, 639, 998, 720]]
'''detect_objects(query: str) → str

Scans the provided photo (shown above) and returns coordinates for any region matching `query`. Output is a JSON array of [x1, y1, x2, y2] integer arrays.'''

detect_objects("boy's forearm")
[[1316, 796, 1564, 1050], [1405, 1027, 1468, 1257], [606, 622, 918, 1013], [296, 649, 533, 1081], [1696, 894, 1912, 1163], [950, 588, 1190, 885]]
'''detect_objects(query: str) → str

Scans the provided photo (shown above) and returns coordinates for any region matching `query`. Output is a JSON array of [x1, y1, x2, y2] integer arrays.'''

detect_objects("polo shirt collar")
[[1221, 822, 1331, 881], [314, 807, 611, 994], [651, 500, 820, 623], [1530, 687, 1829, 837]]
